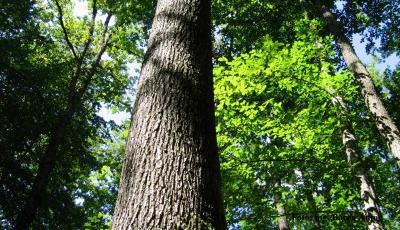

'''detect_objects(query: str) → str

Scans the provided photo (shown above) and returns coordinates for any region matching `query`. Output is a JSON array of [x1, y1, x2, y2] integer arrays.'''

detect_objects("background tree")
[[0, 0, 151, 228], [317, 0, 400, 169]]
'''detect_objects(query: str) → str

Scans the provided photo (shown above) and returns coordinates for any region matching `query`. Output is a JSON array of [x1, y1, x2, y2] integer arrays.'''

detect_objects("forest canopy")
[[1, 0, 399, 229]]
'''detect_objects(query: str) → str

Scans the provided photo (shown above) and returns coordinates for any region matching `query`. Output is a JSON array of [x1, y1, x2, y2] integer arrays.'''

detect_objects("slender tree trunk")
[[273, 181, 290, 230], [319, 3, 400, 168], [14, 121, 68, 229], [332, 94, 384, 230], [14, 39, 110, 230], [14, 97, 77, 229], [305, 189, 321, 230], [297, 170, 320, 229], [13, 4, 110, 228], [112, 0, 226, 229], [295, 169, 321, 229]]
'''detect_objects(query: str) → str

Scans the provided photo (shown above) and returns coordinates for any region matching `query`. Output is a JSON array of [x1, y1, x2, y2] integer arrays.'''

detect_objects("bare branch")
[[54, 0, 78, 60]]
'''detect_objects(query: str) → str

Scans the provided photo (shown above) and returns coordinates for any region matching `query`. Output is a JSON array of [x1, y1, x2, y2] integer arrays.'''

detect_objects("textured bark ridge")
[[112, 0, 226, 229], [319, 3, 400, 168], [332, 95, 384, 230]]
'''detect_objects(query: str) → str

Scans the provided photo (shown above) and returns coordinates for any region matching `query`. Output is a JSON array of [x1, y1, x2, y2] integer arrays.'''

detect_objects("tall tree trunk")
[[13, 39, 109, 228], [112, 0, 226, 229], [332, 94, 384, 230], [273, 181, 290, 230], [318, 2, 400, 168], [14, 116, 69, 229], [14, 93, 80, 229], [13, 3, 110, 228]]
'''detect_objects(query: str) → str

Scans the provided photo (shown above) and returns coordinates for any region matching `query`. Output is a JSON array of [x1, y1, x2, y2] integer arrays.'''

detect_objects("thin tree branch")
[[101, 12, 113, 44], [289, 74, 336, 98], [77, 34, 112, 97], [79, 0, 97, 63], [54, 0, 78, 60], [68, 0, 98, 98], [232, 156, 327, 165], [77, 13, 113, 97]]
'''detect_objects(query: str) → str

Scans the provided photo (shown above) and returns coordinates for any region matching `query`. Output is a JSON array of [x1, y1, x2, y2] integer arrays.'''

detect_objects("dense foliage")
[[1, 0, 399, 229], [0, 0, 151, 228], [214, 18, 400, 229]]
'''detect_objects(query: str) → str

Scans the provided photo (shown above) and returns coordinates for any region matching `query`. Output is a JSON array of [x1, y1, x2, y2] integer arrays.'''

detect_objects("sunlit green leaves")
[[214, 18, 365, 228]]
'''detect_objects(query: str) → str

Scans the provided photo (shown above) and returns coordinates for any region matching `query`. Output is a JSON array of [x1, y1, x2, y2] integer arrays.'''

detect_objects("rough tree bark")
[[273, 181, 290, 230], [319, 2, 400, 168], [112, 0, 226, 229], [332, 94, 384, 230]]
